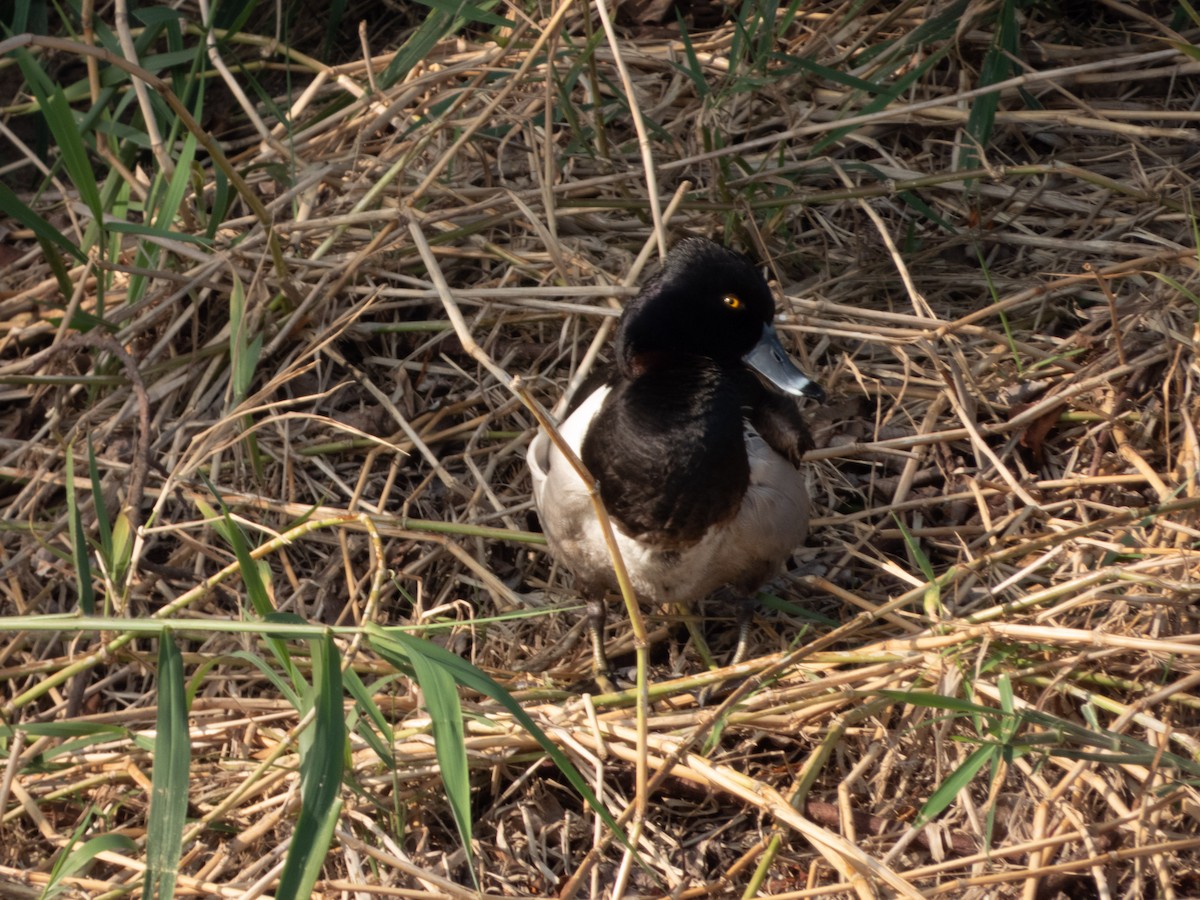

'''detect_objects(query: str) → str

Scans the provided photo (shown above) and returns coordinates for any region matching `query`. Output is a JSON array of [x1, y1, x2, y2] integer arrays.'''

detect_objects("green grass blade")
[[0, 179, 77, 245], [915, 742, 994, 828], [815, 0, 967, 154], [109, 511, 133, 598], [1174, 42, 1200, 64], [387, 630, 476, 880], [204, 504, 270, 619], [86, 438, 113, 566], [343, 668, 396, 768], [783, 53, 883, 94], [1152, 271, 1200, 307], [368, 625, 631, 851], [207, 169, 232, 240], [891, 514, 941, 618], [8, 1, 37, 30], [674, 14, 709, 99], [379, 8, 463, 88], [815, 42, 956, 153], [64, 450, 94, 615], [209, 0, 261, 40], [42, 832, 138, 900], [1023, 710, 1200, 776], [275, 633, 345, 900], [228, 275, 262, 404], [195, 483, 300, 690], [195, 486, 271, 617], [896, 0, 970, 50], [875, 689, 1000, 719], [0, 182, 82, 298], [151, 130, 197, 231], [998, 674, 1014, 715], [144, 632, 190, 900], [2, 721, 126, 740], [963, 0, 1019, 169], [13, 49, 104, 224], [229, 649, 302, 709], [896, 189, 957, 234], [411, 0, 512, 30]]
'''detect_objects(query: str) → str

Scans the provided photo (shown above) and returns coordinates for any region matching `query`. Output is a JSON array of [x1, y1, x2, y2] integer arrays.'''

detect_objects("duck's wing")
[[527, 384, 610, 517], [745, 387, 814, 468], [561, 361, 616, 418]]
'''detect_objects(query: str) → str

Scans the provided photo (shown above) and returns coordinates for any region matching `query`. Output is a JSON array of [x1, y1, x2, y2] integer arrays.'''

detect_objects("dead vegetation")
[[2, 0, 1200, 896]]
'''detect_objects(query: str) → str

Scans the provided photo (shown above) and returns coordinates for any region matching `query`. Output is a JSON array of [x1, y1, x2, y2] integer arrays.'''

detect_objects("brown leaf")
[[1013, 401, 1066, 465]]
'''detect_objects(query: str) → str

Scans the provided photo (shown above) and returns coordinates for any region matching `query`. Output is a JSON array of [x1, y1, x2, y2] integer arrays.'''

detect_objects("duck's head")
[[616, 237, 826, 402]]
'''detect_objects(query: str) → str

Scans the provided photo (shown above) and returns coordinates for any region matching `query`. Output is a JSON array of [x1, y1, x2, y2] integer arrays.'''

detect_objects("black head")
[[616, 237, 825, 401], [616, 237, 777, 373]]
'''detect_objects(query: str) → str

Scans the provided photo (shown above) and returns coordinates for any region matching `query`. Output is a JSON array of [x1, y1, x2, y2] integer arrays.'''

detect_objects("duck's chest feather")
[[527, 366, 811, 604], [582, 364, 752, 547]]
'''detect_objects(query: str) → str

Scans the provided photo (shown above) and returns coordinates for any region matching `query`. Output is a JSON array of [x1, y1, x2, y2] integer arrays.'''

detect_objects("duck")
[[525, 236, 825, 686]]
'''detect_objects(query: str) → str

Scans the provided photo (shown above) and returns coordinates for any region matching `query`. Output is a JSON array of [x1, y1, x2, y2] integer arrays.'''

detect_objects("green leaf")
[[229, 650, 302, 709], [144, 633, 190, 900], [0, 181, 84, 302], [42, 831, 138, 900], [199, 480, 272, 616], [897, 190, 957, 234], [1169, 39, 1200, 62], [368, 625, 631, 852], [1177, 0, 1200, 28], [998, 674, 1014, 715], [275, 633, 345, 900], [379, 8, 462, 88], [109, 511, 133, 595], [411, 0, 512, 29], [784, 53, 882, 94], [1152, 271, 1200, 307], [14, 50, 104, 225], [103, 220, 212, 246], [207, 169, 232, 240], [875, 689, 1001, 718], [963, 0, 1019, 169], [674, 14, 709, 99], [891, 514, 941, 618], [915, 742, 995, 828], [389, 630, 475, 876], [86, 438, 112, 565], [64, 450, 94, 615], [197, 478, 299, 691], [814, 7, 963, 154], [344, 668, 396, 768], [1, 721, 126, 740], [229, 275, 261, 404]]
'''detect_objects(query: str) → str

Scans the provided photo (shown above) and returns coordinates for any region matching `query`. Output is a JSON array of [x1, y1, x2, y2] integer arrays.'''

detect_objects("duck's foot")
[[730, 593, 756, 668], [587, 597, 621, 694], [696, 593, 756, 706]]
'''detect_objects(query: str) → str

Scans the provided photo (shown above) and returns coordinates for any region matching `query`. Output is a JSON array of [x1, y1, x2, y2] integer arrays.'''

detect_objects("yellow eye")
[[722, 294, 743, 311]]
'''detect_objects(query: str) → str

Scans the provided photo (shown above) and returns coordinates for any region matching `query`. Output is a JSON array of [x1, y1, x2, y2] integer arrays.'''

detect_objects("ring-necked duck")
[[526, 236, 824, 686]]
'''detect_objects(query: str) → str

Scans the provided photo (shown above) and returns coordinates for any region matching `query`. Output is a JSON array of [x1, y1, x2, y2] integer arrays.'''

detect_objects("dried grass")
[[3, 1, 1200, 897]]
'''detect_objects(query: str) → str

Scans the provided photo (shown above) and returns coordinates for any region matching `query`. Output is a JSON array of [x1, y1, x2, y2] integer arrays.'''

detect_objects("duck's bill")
[[743, 324, 826, 402]]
